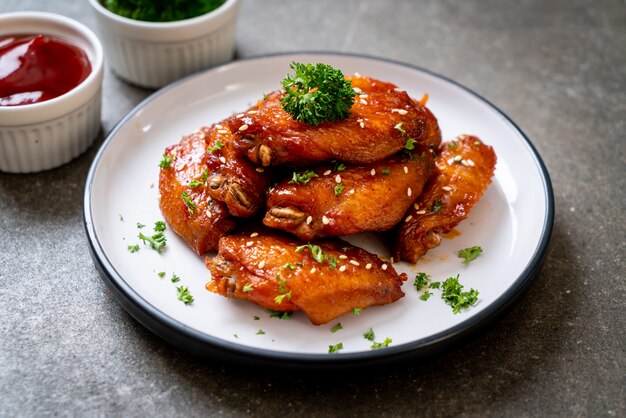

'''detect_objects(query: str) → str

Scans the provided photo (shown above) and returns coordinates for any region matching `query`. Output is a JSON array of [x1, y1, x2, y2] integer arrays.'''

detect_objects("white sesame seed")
[[454, 155, 462, 161], [466, 159, 475, 167], [360, 99, 368, 105], [247, 110, 258, 115], [250, 232, 259, 237], [349, 260, 360, 266], [258, 260, 265, 269], [310, 267, 317, 274], [348, 189, 355, 195], [403, 166, 408, 174], [460, 134, 469, 140], [447, 158, 455, 166], [365, 263, 372, 270], [359, 94, 369, 98], [394, 87, 402, 92], [461, 159, 470, 166], [323, 169, 332, 176], [474, 141, 481, 146], [407, 187, 412, 197], [236, 113, 245, 118], [390, 257, 394, 264], [359, 122, 365, 128], [381, 264, 388, 271], [219, 156, 226, 164], [246, 241, 253, 247], [398, 109, 408, 115], [238, 124, 249, 131], [335, 174, 342, 183], [322, 215, 330, 225], [442, 186, 452, 191], [405, 215, 413, 222], [217, 129, 228, 134], [306, 216, 313, 225], [416, 210, 426, 215], [354, 72, 361, 76], [353, 87, 363, 93], [414, 203, 420, 210], [370, 169, 376, 176], [206, 209, 212, 218], [357, 118, 363, 122], [215, 124, 223, 129], [256, 167, 265, 172], [339, 265, 347, 272], [339, 255, 348, 260]]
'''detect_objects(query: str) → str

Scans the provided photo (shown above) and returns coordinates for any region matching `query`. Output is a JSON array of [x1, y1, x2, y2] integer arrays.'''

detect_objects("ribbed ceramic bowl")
[[88, 0, 240, 89], [0, 12, 104, 173]]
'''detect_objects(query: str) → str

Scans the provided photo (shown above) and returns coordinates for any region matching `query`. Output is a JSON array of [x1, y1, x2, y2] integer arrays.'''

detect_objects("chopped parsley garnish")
[[353, 308, 362, 316], [256, 329, 265, 335], [333, 161, 346, 171], [282, 262, 296, 271], [281, 62, 356, 126], [413, 272, 430, 290], [381, 168, 390, 175], [404, 137, 417, 150], [420, 291, 433, 301], [127, 244, 140, 253], [278, 280, 287, 294], [119, 214, 124, 222], [457, 246, 483, 264], [431, 198, 444, 213], [136, 223, 145, 229], [154, 221, 166, 232], [330, 323, 343, 333], [181, 191, 196, 215], [253, 315, 260, 320], [157, 271, 166, 278], [138, 231, 167, 253], [328, 257, 338, 269], [429, 281, 440, 289], [288, 169, 318, 185], [207, 140, 224, 153], [274, 292, 292, 304], [233, 334, 238, 338], [371, 337, 392, 349], [176, 286, 194, 305], [363, 328, 375, 341], [334, 183, 345, 196], [441, 274, 479, 314], [295, 243, 326, 263], [189, 171, 208, 188], [268, 309, 293, 320], [242, 283, 254, 293], [328, 342, 344, 353], [448, 142, 458, 150], [170, 274, 180, 283], [394, 122, 406, 135], [158, 154, 172, 169]]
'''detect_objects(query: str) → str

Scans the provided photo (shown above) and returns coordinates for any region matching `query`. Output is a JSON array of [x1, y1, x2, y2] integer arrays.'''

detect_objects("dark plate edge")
[[83, 51, 555, 369]]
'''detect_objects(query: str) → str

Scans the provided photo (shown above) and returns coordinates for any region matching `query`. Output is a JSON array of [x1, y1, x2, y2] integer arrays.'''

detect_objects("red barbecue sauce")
[[0, 34, 91, 106]]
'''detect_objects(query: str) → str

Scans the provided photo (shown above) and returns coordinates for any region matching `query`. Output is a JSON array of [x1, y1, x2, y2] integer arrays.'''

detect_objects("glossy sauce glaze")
[[0, 34, 91, 106]]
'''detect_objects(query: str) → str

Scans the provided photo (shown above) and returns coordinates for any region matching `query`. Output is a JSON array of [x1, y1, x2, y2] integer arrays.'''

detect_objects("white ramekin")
[[0, 12, 104, 173], [88, 0, 239, 89]]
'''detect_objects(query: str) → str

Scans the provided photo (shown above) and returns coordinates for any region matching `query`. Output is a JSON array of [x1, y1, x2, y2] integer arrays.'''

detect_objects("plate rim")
[[83, 51, 554, 367]]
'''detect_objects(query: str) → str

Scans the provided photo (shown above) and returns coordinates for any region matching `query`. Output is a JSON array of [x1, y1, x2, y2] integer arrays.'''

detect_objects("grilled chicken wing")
[[227, 75, 441, 167], [159, 131, 236, 254], [206, 232, 407, 325], [394, 135, 497, 263], [263, 150, 435, 240]]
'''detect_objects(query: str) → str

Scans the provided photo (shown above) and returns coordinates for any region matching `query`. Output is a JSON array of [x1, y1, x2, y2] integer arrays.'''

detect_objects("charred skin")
[[158, 133, 236, 254], [394, 135, 497, 263], [227, 75, 441, 167], [263, 149, 436, 240], [206, 233, 407, 325]]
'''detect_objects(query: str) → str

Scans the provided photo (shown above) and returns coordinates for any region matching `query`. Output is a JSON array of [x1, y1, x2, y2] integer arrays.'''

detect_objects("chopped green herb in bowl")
[[101, 0, 226, 22]]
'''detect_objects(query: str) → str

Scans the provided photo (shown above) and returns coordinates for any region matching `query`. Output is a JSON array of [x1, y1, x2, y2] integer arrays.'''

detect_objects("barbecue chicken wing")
[[263, 150, 435, 240], [227, 75, 441, 167], [206, 232, 407, 325], [394, 135, 497, 263], [159, 131, 236, 254]]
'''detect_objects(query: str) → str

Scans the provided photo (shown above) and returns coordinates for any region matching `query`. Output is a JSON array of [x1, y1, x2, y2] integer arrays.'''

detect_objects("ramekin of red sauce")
[[0, 12, 103, 173], [0, 34, 92, 107]]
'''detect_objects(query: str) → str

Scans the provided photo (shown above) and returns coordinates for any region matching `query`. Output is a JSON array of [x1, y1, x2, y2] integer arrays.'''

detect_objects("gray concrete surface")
[[1, 0, 624, 416]]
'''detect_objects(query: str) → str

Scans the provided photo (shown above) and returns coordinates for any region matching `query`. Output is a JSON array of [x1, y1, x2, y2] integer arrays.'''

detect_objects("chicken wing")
[[159, 131, 236, 254], [263, 149, 435, 240], [206, 232, 407, 325], [393, 135, 497, 263], [227, 75, 441, 167]]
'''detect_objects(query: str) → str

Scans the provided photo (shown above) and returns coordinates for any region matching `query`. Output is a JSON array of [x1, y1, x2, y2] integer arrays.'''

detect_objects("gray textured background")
[[1, 0, 625, 416]]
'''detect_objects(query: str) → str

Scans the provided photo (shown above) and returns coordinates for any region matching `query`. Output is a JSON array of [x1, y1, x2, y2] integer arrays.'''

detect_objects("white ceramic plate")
[[84, 53, 553, 367]]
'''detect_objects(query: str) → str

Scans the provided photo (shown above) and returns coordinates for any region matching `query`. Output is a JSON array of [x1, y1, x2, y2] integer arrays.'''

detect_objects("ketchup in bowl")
[[0, 34, 91, 106]]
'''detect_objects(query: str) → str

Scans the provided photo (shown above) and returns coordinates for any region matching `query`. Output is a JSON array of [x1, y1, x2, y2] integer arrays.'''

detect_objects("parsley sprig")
[[288, 169, 318, 185], [176, 286, 194, 305], [458, 246, 483, 264], [441, 274, 479, 313], [281, 62, 356, 126]]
